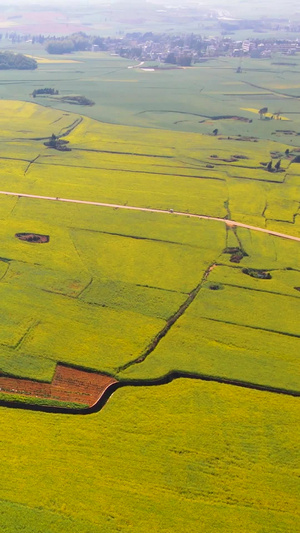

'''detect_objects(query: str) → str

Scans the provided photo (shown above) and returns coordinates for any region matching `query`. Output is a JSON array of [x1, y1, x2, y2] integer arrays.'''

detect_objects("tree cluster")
[[44, 134, 71, 152], [59, 95, 95, 106], [45, 32, 107, 55], [0, 51, 37, 70], [46, 40, 75, 54], [32, 88, 59, 97], [165, 53, 192, 66]]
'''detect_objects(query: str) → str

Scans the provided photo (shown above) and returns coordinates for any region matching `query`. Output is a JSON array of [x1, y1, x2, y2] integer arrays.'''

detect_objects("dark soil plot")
[[0, 364, 117, 408]]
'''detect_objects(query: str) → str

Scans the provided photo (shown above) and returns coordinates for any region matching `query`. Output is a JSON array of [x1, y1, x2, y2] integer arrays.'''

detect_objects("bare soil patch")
[[16, 233, 49, 243], [0, 364, 117, 408], [223, 246, 247, 263]]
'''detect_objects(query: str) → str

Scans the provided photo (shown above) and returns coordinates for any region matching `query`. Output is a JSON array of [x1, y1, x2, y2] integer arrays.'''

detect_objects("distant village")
[[102, 33, 300, 66], [3, 29, 300, 67]]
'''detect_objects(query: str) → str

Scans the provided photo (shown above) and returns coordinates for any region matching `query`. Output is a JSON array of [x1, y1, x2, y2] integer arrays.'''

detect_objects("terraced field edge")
[[0, 364, 299, 416]]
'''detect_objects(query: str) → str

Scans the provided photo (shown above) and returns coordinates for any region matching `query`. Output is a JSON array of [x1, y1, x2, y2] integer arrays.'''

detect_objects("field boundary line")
[[118, 263, 217, 373], [1, 368, 299, 416], [0, 189, 300, 243]]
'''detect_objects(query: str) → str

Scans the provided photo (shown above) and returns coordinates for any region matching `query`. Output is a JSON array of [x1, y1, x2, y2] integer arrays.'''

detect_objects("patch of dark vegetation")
[[294, 287, 300, 292], [138, 110, 251, 123], [272, 129, 300, 136], [292, 155, 300, 163], [270, 151, 282, 159], [210, 154, 249, 163], [32, 88, 59, 97], [200, 115, 252, 123], [16, 233, 49, 244], [219, 135, 258, 142], [0, 51, 37, 70], [44, 134, 71, 151], [223, 247, 248, 263], [208, 283, 224, 291], [57, 95, 95, 106], [242, 268, 272, 279]]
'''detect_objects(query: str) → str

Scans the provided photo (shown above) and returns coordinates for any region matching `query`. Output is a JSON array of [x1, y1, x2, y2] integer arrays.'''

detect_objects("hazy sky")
[[0, 0, 297, 19]]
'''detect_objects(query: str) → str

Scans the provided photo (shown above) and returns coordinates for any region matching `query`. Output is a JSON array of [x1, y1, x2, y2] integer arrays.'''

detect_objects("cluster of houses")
[[104, 33, 300, 64]]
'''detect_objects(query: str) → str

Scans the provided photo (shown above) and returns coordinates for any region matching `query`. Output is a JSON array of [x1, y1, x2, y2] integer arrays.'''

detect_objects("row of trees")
[[32, 88, 59, 97]]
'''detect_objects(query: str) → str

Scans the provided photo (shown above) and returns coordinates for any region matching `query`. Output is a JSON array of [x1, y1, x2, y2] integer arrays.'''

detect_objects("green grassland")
[[1, 380, 299, 533], [1, 43, 300, 143]]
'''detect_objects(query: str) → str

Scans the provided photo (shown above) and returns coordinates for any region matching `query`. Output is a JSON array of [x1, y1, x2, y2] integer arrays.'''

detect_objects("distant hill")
[[0, 51, 37, 70]]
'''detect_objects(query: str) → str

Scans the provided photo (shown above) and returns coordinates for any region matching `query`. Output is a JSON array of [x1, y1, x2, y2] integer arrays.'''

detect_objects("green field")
[[1, 42, 300, 144], [0, 42, 299, 533]]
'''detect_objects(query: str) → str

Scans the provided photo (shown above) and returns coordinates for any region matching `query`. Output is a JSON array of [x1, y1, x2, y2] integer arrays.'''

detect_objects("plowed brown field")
[[0, 364, 117, 408]]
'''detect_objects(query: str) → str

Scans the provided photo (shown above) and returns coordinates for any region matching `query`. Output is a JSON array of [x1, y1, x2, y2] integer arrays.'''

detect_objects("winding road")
[[1, 189, 300, 242]]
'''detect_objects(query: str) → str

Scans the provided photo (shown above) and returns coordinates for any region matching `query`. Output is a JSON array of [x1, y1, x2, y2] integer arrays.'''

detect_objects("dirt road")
[[1, 189, 300, 243]]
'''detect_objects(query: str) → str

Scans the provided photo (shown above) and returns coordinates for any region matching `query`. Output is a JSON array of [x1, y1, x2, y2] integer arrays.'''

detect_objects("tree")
[[275, 159, 281, 171], [273, 110, 281, 120], [267, 160, 272, 171], [177, 56, 192, 67], [165, 52, 176, 65], [259, 107, 268, 119], [48, 133, 57, 147]]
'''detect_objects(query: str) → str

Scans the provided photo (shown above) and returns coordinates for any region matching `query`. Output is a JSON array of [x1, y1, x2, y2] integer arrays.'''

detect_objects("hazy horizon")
[[0, 0, 299, 17]]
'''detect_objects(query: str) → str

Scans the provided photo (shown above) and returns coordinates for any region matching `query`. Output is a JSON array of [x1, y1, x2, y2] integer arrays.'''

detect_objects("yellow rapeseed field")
[[0, 100, 299, 532], [0, 380, 299, 532]]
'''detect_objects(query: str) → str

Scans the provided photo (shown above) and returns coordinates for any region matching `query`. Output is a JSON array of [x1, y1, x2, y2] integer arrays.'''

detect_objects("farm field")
[[1, 43, 300, 142], [0, 380, 299, 533], [0, 100, 298, 390], [0, 61, 299, 532]]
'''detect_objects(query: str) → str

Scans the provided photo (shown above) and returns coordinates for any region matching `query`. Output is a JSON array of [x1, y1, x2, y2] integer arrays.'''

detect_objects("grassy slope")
[[0, 380, 299, 533]]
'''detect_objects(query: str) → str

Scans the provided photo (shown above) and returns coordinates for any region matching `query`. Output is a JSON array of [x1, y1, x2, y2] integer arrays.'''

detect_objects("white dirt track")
[[1, 189, 300, 243]]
